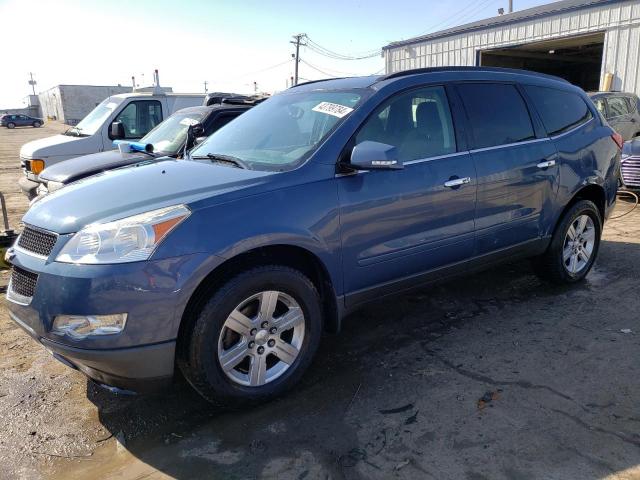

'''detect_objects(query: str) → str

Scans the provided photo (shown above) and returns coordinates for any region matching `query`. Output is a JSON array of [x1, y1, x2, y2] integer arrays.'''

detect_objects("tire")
[[6, 122, 15, 129], [534, 200, 602, 284], [178, 265, 323, 407], [33, 121, 41, 128]]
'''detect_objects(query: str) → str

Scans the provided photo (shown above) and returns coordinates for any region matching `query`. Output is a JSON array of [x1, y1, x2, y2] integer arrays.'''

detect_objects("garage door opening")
[[478, 32, 604, 91]]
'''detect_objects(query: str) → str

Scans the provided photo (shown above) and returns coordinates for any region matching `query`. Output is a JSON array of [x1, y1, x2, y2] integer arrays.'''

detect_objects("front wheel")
[[178, 265, 323, 407], [534, 200, 602, 284], [33, 121, 41, 128]]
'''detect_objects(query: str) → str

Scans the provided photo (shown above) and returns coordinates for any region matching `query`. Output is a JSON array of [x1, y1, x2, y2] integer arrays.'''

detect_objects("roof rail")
[[289, 77, 347, 89], [381, 66, 569, 83]]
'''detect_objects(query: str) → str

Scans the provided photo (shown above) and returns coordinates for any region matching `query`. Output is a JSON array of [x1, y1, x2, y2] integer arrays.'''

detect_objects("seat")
[[399, 102, 445, 161]]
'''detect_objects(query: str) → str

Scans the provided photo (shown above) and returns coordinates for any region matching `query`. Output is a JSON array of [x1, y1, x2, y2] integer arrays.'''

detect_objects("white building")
[[383, 0, 640, 93]]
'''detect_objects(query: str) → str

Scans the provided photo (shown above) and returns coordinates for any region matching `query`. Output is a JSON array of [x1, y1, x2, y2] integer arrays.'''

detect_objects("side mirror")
[[349, 141, 403, 170], [186, 123, 205, 150], [110, 121, 125, 140]]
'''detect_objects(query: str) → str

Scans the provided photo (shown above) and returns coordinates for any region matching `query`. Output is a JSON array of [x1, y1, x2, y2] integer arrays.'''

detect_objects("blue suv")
[[5, 68, 621, 405]]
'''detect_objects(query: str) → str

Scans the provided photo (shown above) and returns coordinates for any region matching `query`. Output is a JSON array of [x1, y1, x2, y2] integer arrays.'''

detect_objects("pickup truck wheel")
[[6, 122, 15, 129], [179, 265, 322, 407], [534, 200, 602, 284], [33, 121, 41, 128]]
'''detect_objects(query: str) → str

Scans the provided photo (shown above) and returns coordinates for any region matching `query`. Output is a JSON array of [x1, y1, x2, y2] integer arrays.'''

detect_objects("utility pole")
[[28, 72, 37, 96], [290, 33, 306, 86], [508, 0, 513, 13], [204, 80, 208, 93]]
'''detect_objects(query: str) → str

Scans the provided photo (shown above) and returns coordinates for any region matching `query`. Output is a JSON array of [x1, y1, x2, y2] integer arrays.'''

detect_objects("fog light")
[[52, 313, 127, 339]]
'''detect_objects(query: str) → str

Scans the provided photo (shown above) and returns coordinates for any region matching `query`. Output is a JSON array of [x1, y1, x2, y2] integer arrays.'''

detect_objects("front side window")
[[524, 85, 592, 136], [191, 90, 366, 171], [114, 100, 162, 139], [355, 86, 456, 161], [458, 83, 535, 149], [607, 96, 629, 118]]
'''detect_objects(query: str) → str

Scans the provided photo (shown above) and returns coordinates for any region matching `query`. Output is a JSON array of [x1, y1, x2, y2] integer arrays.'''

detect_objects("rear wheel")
[[33, 121, 41, 128], [534, 200, 602, 284], [6, 122, 15, 129], [178, 265, 323, 406]]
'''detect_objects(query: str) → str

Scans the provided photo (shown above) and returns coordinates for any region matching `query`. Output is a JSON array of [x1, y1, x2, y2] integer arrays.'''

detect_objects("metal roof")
[[383, 0, 626, 50]]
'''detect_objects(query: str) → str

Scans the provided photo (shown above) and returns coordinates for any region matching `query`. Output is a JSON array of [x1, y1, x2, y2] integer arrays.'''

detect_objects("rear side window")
[[457, 83, 535, 149], [524, 86, 592, 135], [608, 96, 630, 117]]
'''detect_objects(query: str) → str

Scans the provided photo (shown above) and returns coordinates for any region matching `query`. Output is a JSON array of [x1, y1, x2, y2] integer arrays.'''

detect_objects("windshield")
[[190, 89, 366, 171], [141, 111, 205, 155], [69, 98, 120, 136]]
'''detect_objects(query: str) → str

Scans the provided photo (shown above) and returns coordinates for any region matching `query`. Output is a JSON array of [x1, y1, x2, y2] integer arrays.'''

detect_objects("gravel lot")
[[1, 124, 640, 480]]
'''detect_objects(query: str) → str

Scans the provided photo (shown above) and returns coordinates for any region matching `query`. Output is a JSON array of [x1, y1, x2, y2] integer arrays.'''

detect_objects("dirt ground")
[[1, 124, 640, 480]]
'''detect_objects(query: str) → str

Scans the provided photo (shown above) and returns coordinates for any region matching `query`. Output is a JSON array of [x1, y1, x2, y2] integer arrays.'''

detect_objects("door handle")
[[536, 159, 556, 169], [444, 177, 471, 188]]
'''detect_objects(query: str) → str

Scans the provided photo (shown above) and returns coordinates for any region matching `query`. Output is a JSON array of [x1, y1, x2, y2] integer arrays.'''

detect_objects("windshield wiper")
[[191, 153, 250, 169], [64, 126, 86, 137]]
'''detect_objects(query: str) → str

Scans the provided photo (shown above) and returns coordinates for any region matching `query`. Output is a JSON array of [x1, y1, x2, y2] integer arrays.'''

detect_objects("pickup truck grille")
[[17, 226, 58, 257], [621, 158, 640, 188], [9, 266, 38, 299]]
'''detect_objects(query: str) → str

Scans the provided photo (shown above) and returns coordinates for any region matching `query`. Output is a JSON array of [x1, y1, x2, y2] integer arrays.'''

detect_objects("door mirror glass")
[[110, 121, 125, 140], [349, 141, 403, 170]]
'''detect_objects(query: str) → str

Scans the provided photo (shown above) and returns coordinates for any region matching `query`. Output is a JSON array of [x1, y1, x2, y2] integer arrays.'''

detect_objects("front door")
[[337, 85, 477, 302], [455, 82, 559, 255]]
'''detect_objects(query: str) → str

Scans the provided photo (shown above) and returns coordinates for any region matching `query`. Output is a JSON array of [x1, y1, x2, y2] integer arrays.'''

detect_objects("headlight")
[[56, 204, 190, 264], [52, 313, 127, 339]]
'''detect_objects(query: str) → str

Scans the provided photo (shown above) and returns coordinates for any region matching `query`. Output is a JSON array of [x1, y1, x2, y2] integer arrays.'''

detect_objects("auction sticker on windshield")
[[312, 102, 354, 118], [180, 118, 199, 126]]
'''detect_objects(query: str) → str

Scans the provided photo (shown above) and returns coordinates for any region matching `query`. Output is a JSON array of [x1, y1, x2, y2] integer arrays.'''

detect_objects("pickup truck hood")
[[20, 134, 95, 159], [39, 150, 148, 183], [24, 159, 274, 234]]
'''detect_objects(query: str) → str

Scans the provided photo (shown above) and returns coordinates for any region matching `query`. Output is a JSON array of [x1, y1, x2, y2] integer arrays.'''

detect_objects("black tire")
[[534, 200, 602, 284], [33, 121, 41, 128], [6, 122, 15, 129], [178, 265, 323, 407]]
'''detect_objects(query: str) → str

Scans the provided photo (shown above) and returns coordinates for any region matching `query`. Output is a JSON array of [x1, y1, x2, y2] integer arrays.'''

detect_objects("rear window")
[[457, 83, 535, 149], [524, 86, 592, 136]]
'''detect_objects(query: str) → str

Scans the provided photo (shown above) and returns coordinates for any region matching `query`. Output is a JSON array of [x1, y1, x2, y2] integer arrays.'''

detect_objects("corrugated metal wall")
[[385, 0, 640, 94]]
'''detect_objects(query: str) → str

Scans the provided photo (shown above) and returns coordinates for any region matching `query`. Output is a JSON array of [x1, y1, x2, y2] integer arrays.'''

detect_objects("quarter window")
[[524, 85, 592, 135], [113, 100, 162, 139], [457, 83, 535, 149], [355, 86, 456, 161]]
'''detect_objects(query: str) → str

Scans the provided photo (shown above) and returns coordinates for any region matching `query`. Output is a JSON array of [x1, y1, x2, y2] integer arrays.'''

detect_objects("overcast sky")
[[0, 0, 550, 108]]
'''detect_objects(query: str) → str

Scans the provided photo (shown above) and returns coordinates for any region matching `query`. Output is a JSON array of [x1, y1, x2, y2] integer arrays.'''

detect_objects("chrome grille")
[[9, 266, 38, 298], [621, 158, 640, 188], [17, 226, 57, 257]]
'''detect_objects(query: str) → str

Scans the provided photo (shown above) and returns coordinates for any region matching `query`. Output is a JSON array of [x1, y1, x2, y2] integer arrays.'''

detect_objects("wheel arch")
[[551, 183, 606, 238], [176, 244, 341, 362]]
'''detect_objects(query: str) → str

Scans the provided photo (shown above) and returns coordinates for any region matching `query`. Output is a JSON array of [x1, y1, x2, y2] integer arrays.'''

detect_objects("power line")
[[414, 0, 497, 37], [304, 35, 380, 60]]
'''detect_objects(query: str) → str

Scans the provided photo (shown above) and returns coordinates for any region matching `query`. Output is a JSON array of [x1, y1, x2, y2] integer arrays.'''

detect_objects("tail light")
[[611, 132, 624, 150]]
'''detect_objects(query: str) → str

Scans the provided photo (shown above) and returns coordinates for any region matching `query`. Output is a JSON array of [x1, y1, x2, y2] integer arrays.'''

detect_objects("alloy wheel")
[[563, 214, 595, 274], [217, 290, 305, 387]]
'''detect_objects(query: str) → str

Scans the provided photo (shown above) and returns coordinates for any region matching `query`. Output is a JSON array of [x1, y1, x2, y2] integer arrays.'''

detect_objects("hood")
[[20, 134, 95, 159], [39, 150, 149, 183], [23, 159, 274, 234]]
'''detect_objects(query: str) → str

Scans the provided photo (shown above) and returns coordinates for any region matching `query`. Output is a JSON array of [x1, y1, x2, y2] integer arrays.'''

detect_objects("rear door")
[[337, 85, 477, 300], [455, 82, 559, 256]]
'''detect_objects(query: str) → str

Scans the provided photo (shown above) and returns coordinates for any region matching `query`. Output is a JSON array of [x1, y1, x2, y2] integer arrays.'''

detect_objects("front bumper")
[[5, 247, 220, 393], [9, 309, 175, 392], [18, 176, 39, 200]]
